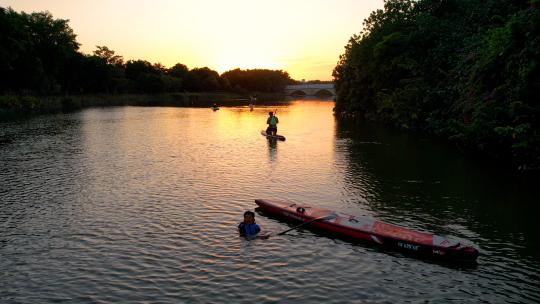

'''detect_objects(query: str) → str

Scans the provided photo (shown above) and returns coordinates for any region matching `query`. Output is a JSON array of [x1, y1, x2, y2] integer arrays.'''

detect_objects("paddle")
[[276, 214, 336, 236]]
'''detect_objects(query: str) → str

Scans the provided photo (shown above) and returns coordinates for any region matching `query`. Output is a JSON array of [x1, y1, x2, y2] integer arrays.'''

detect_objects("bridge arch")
[[314, 89, 334, 97], [284, 83, 335, 97], [290, 90, 307, 97]]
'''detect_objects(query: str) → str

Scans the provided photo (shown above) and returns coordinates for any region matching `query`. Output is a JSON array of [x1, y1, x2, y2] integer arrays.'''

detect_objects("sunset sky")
[[0, 0, 384, 80]]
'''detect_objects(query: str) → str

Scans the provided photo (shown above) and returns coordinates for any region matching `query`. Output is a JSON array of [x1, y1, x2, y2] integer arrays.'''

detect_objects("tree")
[[221, 68, 294, 92], [0, 8, 80, 94], [333, 0, 540, 168], [184, 67, 222, 92], [168, 63, 189, 79], [93, 45, 123, 66], [125, 60, 158, 80]]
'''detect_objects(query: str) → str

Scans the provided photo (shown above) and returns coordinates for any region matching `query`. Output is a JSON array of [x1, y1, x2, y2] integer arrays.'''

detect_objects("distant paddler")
[[249, 95, 256, 111], [212, 103, 219, 111]]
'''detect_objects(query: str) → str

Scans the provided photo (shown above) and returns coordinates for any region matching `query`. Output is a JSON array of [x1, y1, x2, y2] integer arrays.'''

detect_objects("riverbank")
[[334, 111, 540, 173], [0, 92, 287, 120]]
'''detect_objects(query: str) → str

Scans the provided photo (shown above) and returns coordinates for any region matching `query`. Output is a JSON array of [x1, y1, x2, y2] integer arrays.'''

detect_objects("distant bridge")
[[284, 83, 335, 97]]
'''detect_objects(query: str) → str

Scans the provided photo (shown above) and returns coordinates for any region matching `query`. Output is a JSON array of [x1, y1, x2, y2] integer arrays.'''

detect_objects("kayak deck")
[[261, 130, 286, 141], [255, 199, 479, 261]]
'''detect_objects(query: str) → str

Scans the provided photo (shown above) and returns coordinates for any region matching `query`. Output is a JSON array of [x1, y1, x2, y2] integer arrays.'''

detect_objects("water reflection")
[[266, 138, 278, 162], [335, 117, 540, 301], [1, 102, 539, 303], [335, 118, 540, 244]]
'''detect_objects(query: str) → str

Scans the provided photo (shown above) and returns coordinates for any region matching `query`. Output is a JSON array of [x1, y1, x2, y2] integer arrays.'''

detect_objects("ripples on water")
[[1, 102, 539, 303]]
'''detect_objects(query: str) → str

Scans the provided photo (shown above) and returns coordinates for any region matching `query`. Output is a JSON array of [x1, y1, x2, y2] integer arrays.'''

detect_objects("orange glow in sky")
[[0, 0, 384, 80]]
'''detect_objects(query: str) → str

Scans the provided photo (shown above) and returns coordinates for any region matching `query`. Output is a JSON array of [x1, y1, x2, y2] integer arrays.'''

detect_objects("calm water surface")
[[1, 101, 539, 303]]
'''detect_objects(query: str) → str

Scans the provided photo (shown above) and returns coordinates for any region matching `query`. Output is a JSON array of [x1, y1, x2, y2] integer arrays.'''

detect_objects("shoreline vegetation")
[[333, 0, 540, 171], [0, 92, 288, 119], [0, 6, 299, 119]]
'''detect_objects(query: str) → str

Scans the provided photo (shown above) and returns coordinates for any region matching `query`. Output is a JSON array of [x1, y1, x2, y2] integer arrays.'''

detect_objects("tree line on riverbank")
[[0, 6, 295, 98], [334, 0, 540, 170]]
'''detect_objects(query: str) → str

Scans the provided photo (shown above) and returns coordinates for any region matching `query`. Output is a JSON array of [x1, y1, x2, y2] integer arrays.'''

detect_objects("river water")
[[1, 101, 539, 303]]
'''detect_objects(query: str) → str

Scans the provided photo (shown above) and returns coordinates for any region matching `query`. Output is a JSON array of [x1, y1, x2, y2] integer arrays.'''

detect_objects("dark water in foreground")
[[1, 101, 539, 303]]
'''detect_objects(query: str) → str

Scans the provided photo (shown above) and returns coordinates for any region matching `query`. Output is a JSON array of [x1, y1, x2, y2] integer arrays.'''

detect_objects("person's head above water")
[[238, 210, 261, 237], [243, 210, 256, 224]]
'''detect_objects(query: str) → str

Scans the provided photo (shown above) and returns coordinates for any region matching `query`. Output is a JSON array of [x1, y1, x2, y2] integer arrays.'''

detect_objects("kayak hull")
[[261, 130, 286, 141], [255, 199, 479, 262]]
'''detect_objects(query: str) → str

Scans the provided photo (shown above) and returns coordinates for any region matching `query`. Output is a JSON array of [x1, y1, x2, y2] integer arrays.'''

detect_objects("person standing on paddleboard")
[[249, 95, 256, 111], [238, 211, 261, 237], [266, 111, 279, 136]]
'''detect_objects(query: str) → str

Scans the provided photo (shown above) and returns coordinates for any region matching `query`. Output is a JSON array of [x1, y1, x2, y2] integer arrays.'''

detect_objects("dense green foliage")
[[0, 7, 293, 96], [221, 68, 295, 93], [334, 0, 540, 169]]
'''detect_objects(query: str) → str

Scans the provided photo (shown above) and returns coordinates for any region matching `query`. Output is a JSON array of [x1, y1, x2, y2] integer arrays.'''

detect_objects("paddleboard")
[[261, 130, 286, 141]]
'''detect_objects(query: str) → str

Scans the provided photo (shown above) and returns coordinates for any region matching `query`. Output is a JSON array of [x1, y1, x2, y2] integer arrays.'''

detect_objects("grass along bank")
[[0, 92, 287, 120]]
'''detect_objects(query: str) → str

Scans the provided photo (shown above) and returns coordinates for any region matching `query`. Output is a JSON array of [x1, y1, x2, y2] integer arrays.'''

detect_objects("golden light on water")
[[0, 0, 384, 80]]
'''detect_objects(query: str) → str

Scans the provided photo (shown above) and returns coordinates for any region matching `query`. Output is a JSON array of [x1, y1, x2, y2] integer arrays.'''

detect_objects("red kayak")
[[255, 199, 479, 261]]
